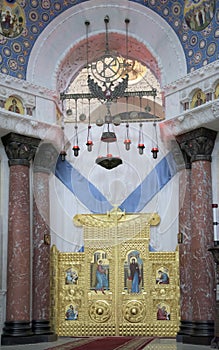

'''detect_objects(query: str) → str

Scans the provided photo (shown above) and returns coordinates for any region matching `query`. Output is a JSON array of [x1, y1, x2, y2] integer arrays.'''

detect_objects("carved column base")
[[2, 321, 33, 337], [1, 334, 58, 346], [211, 337, 219, 349], [1, 320, 57, 345], [177, 320, 214, 345], [32, 319, 55, 335]]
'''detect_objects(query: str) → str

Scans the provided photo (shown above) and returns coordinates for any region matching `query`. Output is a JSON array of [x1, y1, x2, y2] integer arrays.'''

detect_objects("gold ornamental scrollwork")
[[89, 300, 111, 323], [74, 207, 160, 227], [123, 300, 145, 323], [51, 210, 180, 337]]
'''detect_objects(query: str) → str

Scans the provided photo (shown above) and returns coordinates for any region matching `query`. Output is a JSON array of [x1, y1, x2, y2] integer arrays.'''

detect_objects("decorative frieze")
[[0, 112, 63, 149], [164, 61, 219, 96], [0, 72, 56, 101], [161, 100, 219, 139]]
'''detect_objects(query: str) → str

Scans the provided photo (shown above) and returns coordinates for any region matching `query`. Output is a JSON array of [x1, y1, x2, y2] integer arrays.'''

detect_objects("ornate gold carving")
[[50, 211, 179, 337], [89, 300, 111, 323], [123, 301, 145, 323], [74, 208, 160, 227]]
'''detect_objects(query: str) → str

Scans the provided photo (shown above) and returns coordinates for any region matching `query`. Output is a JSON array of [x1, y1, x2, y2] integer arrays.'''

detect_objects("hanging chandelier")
[[60, 16, 161, 169]]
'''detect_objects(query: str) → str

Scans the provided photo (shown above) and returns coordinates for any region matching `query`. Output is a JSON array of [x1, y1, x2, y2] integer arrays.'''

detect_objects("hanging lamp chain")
[[85, 20, 90, 72], [104, 15, 110, 53]]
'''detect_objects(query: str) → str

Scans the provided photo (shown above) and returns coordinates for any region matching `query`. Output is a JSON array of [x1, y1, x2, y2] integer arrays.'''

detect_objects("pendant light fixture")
[[151, 95, 159, 159], [72, 99, 80, 157], [59, 15, 161, 168], [86, 99, 93, 152]]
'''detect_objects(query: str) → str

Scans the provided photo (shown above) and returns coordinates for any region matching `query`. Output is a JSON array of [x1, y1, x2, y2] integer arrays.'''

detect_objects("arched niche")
[[26, 0, 187, 91]]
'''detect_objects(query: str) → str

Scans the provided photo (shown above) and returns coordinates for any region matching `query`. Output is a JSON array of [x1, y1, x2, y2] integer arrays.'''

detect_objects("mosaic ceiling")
[[0, 0, 218, 80]]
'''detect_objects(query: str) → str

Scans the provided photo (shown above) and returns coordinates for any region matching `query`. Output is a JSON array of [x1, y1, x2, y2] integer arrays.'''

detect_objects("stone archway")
[[26, 0, 187, 90]]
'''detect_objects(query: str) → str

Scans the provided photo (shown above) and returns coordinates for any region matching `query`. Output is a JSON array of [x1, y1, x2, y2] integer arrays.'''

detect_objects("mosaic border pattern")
[[0, 0, 218, 80]]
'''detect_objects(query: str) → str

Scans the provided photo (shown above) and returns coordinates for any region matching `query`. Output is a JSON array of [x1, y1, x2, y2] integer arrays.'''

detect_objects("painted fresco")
[[191, 89, 207, 108], [157, 303, 170, 321], [65, 304, 78, 321], [4, 96, 24, 114], [184, 0, 215, 31], [215, 83, 219, 99], [0, 0, 26, 38], [124, 250, 143, 294], [65, 268, 78, 285], [90, 250, 109, 294], [156, 267, 169, 284]]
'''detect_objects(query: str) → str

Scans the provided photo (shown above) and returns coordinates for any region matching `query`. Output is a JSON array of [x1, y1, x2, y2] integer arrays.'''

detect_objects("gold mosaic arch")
[[50, 209, 180, 337]]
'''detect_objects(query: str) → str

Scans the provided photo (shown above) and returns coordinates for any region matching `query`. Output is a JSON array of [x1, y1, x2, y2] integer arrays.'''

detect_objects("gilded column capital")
[[33, 143, 59, 174], [1, 132, 41, 167], [176, 127, 217, 164]]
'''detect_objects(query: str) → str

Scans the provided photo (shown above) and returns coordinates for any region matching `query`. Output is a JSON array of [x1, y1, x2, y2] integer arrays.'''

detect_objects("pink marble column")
[[171, 141, 193, 336], [191, 160, 215, 321], [176, 127, 217, 346], [7, 164, 31, 323], [32, 144, 58, 340], [1, 133, 40, 344], [178, 167, 193, 321]]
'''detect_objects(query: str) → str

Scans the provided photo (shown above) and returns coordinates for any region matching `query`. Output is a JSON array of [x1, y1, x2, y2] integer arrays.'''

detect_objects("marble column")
[[1, 132, 40, 345], [176, 127, 217, 346], [208, 247, 219, 348], [177, 156, 193, 335], [32, 143, 58, 341]]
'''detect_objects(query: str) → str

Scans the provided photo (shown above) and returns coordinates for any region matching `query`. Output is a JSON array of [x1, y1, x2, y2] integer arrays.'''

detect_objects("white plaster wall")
[[35, 97, 57, 124]]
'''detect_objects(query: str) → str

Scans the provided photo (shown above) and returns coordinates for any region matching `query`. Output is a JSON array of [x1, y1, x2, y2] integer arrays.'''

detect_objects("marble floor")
[[0, 337, 212, 350]]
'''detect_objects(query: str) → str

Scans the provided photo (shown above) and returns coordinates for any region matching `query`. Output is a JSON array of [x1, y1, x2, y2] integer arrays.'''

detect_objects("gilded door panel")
[[50, 211, 180, 337]]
